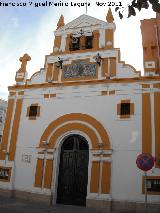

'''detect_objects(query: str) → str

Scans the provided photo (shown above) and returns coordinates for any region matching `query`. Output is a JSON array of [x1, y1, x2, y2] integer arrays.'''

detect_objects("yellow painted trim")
[[121, 99, 130, 103], [43, 159, 53, 189], [145, 68, 156, 72], [105, 29, 113, 49], [101, 162, 111, 194], [80, 36, 86, 50], [18, 91, 24, 95], [101, 91, 108, 96], [109, 90, 115, 95], [103, 154, 112, 157], [26, 106, 29, 117], [46, 63, 53, 82], [142, 84, 150, 88], [142, 93, 152, 154], [34, 159, 44, 188], [117, 103, 120, 115], [48, 123, 99, 149], [65, 34, 70, 51], [9, 92, 16, 96], [153, 83, 160, 88], [8, 99, 23, 161], [154, 92, 160, 168], [9, 76, 160, 91], [37, 106, 40, 117], [54, 35, 61, 49], [110, 57, 116, 77], [39, 113, 110, 150], [93, 30, 99, 50], [130, 103, 134, 115], [15, 78, 24, 83], [93, 154, 111, 157], [52, 64, 59, 81], [102, 58, 108, 77], [142, 176, 160, 195], [44, 94, 49, 98], [50, 94, 56, 98], [90, 161, 100, 193], [0, 99, 15, 160]]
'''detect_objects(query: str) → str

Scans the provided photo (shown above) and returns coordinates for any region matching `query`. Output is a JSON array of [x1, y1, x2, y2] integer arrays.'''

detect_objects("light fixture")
[[56, 57, 63, 69], [95, 53, 102, 66], [79, 28, 84, 35]]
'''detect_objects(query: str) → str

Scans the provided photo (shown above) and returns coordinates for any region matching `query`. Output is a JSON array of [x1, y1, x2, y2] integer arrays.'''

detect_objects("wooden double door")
[[57, 135, 89, 206]]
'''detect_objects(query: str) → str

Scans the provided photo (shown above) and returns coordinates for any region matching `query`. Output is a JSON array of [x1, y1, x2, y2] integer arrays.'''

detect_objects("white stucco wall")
[[2, 82, 158, 203]]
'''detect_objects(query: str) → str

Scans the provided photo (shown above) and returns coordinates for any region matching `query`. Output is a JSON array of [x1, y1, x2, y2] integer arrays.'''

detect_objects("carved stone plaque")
[[64, 63, 97, 79]]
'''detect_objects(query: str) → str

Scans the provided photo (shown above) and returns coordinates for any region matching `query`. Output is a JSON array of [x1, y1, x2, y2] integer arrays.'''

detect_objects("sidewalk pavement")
[[0, 196, 119, 213]]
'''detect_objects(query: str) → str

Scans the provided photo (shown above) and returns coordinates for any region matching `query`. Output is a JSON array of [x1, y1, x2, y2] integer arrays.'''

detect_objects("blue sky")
[[0, 0, 156, 100]]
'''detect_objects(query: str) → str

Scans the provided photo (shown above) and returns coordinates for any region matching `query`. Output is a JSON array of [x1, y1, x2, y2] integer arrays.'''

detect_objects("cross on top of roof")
[[18, 53, 31, 72]]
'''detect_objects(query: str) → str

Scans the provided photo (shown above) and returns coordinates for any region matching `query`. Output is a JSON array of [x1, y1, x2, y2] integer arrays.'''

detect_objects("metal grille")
[[29, 106, 38, 117], [120, 103, 130, 115]]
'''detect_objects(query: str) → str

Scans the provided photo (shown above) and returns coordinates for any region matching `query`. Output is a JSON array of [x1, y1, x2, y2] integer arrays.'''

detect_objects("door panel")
[[57, 135, 89, 206]]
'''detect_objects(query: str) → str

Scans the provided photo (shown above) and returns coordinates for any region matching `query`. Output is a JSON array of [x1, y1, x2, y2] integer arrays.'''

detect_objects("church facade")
[[0, 9, 160, 212]]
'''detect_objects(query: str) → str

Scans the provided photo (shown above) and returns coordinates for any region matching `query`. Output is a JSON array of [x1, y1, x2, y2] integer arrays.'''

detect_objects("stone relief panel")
[[63, 63, 97, 79]]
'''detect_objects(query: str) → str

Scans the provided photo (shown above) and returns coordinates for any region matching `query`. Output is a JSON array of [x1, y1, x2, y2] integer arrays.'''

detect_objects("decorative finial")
[[15, 53, 31, 84], [57, 15, 65, 29], [106, 8, 114, 23], [18, 53, 31, 72]]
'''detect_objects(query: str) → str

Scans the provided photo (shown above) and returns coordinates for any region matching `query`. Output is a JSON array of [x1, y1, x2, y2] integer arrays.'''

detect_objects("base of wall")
[[0, 188, 13, 198], [0, 189, 160, 213], [87, 199, 160, 213], [0, 189, 51, 205], [86, 199, 111, 212]]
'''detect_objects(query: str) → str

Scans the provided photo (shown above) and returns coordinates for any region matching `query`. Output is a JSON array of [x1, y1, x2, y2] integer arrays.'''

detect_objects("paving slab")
[[0, 196, 120, 213]]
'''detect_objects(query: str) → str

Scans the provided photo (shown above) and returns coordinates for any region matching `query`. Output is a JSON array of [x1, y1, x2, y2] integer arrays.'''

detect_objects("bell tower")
[[141, 13, 160, 76]]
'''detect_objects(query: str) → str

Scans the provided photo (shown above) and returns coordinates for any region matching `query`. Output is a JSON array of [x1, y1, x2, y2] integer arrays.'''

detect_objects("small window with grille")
[[120, 103, 130, 115], [117, 100, 134, 119], [27, 104, 40, 120], [29, 106, 38, 117]]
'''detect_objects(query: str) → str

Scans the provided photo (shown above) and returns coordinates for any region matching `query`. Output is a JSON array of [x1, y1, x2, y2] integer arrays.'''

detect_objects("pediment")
[[56, 14, 108, 33]]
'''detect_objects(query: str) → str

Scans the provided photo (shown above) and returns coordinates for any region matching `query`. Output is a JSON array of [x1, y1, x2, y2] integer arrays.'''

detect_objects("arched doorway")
[[56, 134, 89, 206]]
